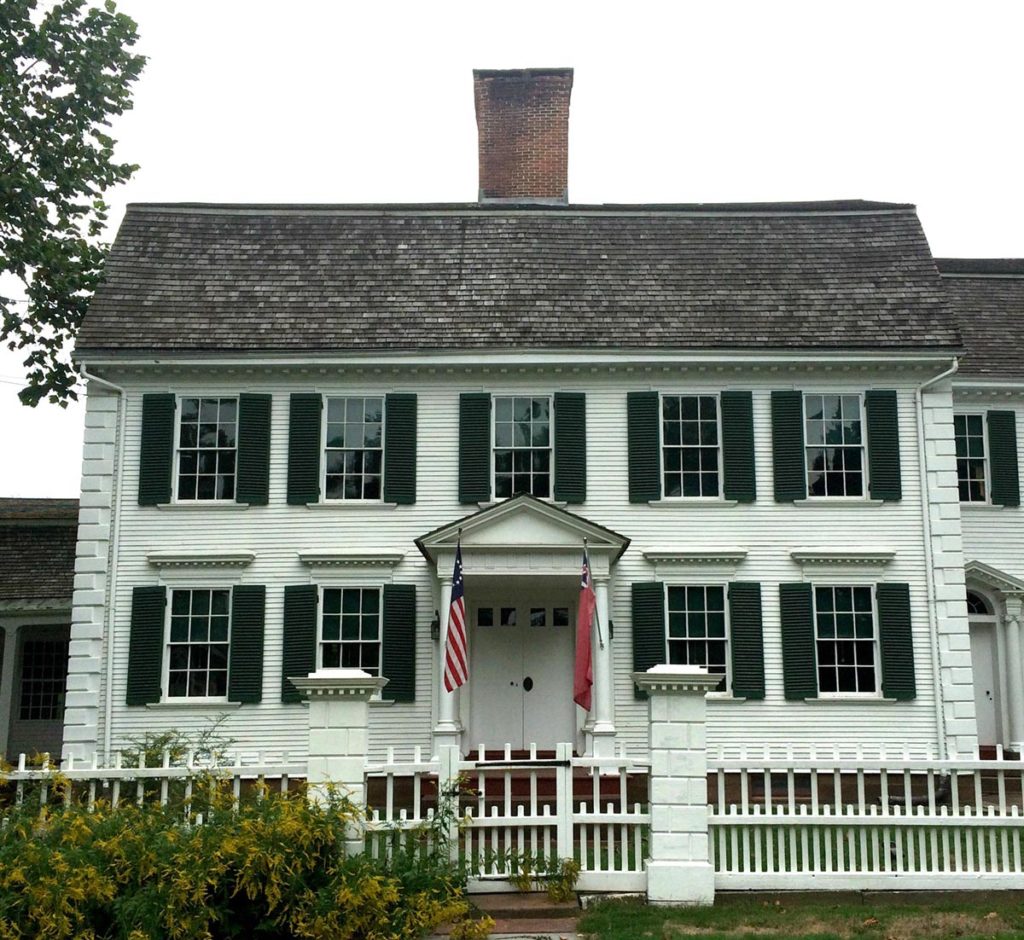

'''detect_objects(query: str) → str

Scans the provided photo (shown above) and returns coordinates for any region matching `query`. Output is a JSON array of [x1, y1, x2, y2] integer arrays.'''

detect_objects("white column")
[[433, 575, 463, 757], [634, 664, 719, 907], [590, 576, 616, 757], [1004, 595, 1024, 752], [292, 668, 386, 858], [0, 622, 20, 757]]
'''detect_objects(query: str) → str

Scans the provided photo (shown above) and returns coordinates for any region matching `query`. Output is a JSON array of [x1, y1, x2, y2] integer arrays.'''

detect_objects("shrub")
[[0, 774, 469, 939]]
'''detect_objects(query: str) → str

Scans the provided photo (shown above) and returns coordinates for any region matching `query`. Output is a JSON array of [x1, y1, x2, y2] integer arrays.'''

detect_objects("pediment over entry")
[[965, 560, 1024, 596], [415, 495, 629, 579]]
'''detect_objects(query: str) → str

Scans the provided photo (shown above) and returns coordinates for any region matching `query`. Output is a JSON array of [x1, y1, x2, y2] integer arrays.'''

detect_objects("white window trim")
[[172, 394, 240, 505], [802, 391, 870, 501], [663, 581, 732, 695], [317, 584, 384, 679], [321, 394, 387, 504], [162, 585, 232, 703], [657, 391, 726, 501], [953, 410, 992, 506], [490, 393, 555, 502], [810, 582, 883, 700]]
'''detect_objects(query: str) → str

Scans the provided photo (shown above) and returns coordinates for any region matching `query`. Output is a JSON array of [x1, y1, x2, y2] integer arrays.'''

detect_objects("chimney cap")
[[472, 67, 573, 84]]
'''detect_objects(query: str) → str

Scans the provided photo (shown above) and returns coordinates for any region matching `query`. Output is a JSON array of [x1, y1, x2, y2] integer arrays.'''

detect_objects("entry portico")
[[416, 495, 629, 758]]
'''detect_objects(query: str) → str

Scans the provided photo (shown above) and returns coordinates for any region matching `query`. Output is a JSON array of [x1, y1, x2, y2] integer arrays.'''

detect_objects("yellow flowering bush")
[[0, 775, 470, 940]]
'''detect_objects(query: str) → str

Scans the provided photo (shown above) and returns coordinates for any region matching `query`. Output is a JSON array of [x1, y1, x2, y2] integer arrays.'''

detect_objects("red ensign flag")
[[574, 547, 595, 711]]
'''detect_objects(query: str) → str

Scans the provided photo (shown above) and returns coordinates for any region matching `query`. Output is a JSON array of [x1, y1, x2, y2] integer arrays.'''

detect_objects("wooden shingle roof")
[[77, 201, 960, 358], [935, 260, 1024, 380], [0, 499, 78, 605]]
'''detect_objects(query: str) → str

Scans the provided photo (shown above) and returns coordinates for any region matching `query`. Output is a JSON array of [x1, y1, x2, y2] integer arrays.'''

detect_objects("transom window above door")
[[324, 397, 384, 500], [661, 395, 720, 497], [493, 396, 551, 499], [177, 397, 238, 500], [804, 394, 864, 497]]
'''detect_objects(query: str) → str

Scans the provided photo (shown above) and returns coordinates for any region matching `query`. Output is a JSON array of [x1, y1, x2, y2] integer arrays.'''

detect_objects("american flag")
[[573, 545, 595, 711], [443, 541, 469, 692]]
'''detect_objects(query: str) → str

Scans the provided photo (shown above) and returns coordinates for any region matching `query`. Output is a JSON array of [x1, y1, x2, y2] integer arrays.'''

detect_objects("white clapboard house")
[[56, 68, 1024, 766]]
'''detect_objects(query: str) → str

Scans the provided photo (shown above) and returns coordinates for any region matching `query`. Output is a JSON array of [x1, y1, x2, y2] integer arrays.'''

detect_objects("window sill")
[[960, 503, 1011, 510], [305, 501, 398, 510], [793, 498, 885, 507], [648, 499, 739, 508], [156, 502, 250, 511], [369, 698, 395, 707], [146, 700, 242, 711], [477, 500, 567, 509], [707, 693, 747, 702], [804, 696, 898, 704]]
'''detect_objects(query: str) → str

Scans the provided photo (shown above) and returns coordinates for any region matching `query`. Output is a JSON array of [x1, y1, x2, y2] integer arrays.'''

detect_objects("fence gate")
[[364, 742, 650, 893]]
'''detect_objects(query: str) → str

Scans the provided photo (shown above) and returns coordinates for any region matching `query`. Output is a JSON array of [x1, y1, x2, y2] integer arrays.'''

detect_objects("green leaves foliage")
[[1, 0, 144, 406]]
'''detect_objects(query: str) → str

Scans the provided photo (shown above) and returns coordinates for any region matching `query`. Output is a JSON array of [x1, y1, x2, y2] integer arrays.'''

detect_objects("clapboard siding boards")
[[81, 367, 962, 760], [957, 390, 1024, 582]]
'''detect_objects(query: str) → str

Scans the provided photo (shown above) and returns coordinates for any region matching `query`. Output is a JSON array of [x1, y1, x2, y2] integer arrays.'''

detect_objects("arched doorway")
[[967, 589, 1002, 749]]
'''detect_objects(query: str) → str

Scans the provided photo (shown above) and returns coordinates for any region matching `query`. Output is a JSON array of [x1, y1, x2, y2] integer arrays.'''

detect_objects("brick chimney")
[[473, 68, 573, 204]]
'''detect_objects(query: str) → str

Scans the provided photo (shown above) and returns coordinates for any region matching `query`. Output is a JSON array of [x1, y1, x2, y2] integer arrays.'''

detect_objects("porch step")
[[472, 893, 579, 920]]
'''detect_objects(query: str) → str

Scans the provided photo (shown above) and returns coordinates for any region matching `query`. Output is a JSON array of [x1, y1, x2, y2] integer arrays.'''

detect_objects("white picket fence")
[[708, 746, 1024, 890], [364, 742, 651, 892]]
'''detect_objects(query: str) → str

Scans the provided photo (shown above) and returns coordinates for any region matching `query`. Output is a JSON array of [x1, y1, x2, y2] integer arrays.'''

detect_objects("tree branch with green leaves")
[[1, 0, 144, 406]]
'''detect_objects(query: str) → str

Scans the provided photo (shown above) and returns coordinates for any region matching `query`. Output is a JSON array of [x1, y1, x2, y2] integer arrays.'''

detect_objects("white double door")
[[469, 586, 578, 751]]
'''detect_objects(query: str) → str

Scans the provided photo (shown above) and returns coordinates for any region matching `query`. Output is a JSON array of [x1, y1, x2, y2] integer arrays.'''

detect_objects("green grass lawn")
[[577, 894, 1024, 940]]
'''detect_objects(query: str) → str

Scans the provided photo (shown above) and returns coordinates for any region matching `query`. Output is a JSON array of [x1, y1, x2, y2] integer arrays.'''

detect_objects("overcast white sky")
[[3, 0, 1023, 498]]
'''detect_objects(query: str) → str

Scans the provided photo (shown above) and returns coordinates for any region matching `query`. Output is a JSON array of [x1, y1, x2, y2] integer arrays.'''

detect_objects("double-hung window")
[[666, 584, 728, 691], [493, 396, 552, 499], [177, 397, 238, 500], [804, 394, 865, 497], [324, 396, 384, 500], [321, 587, 382, 673], [954, 413, 988, 503], [166, 588, 231, 698], [661, 394, 720, 497], [813, 585, 877, 695]]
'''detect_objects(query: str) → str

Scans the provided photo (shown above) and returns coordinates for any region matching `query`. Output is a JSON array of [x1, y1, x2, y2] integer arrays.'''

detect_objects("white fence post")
[[556, 741, 574, 861], [292, 668, 387, 857], [439, 744, 462, 864], [634, 664, 719, 906]]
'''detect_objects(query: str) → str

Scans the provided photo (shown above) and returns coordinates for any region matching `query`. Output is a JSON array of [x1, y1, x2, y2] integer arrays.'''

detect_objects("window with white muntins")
[[166, 588, 231, 698], [666, 584, 728, 691], [324, 397, 384, 500], [954, 413, 988, 503], [813, 585, 877, 694], [321, 587, 382, 674], [176, 397, 238, 500], [661, 394, 720, 497], [804, 394, 865, 497], [493, 396, 551, 498]]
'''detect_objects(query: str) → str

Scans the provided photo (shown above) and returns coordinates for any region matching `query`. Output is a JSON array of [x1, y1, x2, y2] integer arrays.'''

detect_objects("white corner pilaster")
[[633, 664, 719, 906], [921, 385, 977, 757], [293, 668, 386, 857], [62, 384, 120, 763]]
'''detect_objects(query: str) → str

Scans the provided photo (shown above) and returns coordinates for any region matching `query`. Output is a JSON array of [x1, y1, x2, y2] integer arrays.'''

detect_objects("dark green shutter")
[[632, 581, 666, 699], [381, 584, 416, 702], [866, 390, 902, 501], [138, 393, 175, 505], [237, 394, 272, 505], [877, 582, 915, 701], [554, 392, 586, 504], [721, 391, 756, 502], [779, 582, 816, 700], [383, 393, 417, 505], [728, 582, 764, 699], [287, 394, 322, 505], [627, 391, 661, 503], [126, 585, 166, 705], [228, 585, 266, 704], [459, 393, 491, 503], [988, 411, 1021, 507], [281, 584, 318, 703], [771, 391, 806, 502]]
